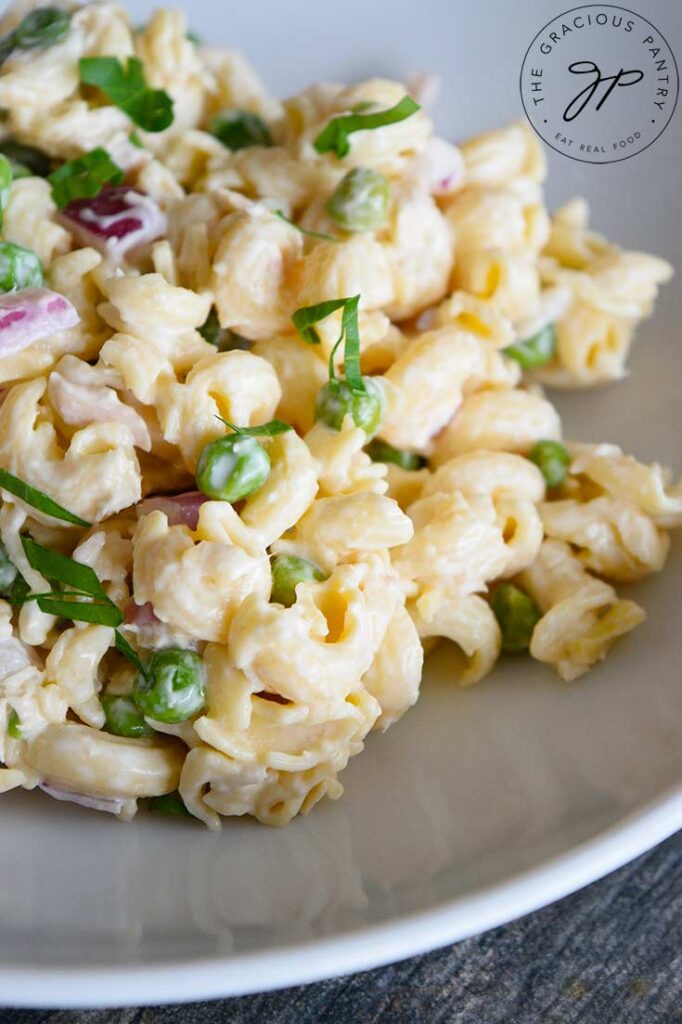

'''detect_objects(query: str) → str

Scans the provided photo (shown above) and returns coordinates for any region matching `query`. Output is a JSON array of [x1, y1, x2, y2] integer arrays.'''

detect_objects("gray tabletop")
[[6, 830, 681, 1023]]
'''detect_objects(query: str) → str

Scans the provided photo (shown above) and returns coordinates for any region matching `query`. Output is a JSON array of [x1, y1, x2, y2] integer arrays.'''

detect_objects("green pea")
[[196, 433, 270, 502], [0, 154, 11, 228], [271, 555, 326, 607], [0, 541, 18, 595], [0, 140, 51, 178], [208, 110, 273, 151], [148, 792, 192, 817], [0, 242, 44, 293], [314, 377, 384, 438], [7, 708, 22, 740], [101, 694, 155, 739], [505, 323, 556, 369], [325, 167, 390, 233], [12, 7, 71, 51], [133, 648, 205, 724], [198, 306, 249, 351], [490, 583, 542, 653], [365, 439, 426, 471], [529, 439, 570, 488]]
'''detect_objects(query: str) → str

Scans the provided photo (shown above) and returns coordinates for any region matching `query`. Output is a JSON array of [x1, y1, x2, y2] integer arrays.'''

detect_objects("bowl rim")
[[3, 784, 681, 1008]]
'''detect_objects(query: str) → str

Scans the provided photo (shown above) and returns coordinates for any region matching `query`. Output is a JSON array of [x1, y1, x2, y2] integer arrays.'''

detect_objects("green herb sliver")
[[18, 535, 123, 628], [0, 468, 90, 527], [214, 417, 292, 438], [20, 536, 107, 598], [79, 56, 174, 133], [115, 630, 147, 677], [273, 209, 338, 243], [48, 147, 123, 210], [292, 294, 365, 395], [0, 7, 71, 69], [314, 95, 420, 159]]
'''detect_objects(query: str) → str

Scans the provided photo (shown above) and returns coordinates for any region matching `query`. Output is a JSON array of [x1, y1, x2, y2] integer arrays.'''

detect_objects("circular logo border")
[[519, 3, 679, 164]]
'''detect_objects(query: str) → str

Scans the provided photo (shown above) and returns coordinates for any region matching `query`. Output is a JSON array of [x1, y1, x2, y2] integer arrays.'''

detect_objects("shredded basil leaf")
[[79, 56, 174, 133], [313, 95, 420, 159], [48, 146, 123, 210], [11, 7, 71, 50], [18, 535, 124, 628], [35, 595, 123, 626], [273, 209, 338, 243], [0, 7, 71, 68], [0, 468, 90, 527], [291, 298, 349, 346], [129, 130, 144, 149], [291, 294, 365, 395], [20, 536, 107, 600], [215, 417, 292, 438], [338, 294, 363, 393], [114, 630, 147, 677]]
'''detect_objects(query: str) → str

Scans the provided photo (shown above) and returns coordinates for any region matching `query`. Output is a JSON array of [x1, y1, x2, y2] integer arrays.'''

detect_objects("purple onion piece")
[[0, 287, 80, 356], [137, 491, 206, 530], [123, 599, 161, 627], [58, 186, 167, 259]]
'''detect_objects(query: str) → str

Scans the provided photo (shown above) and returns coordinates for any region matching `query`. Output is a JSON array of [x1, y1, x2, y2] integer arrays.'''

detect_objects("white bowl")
[[1, 0, 681, 1007]]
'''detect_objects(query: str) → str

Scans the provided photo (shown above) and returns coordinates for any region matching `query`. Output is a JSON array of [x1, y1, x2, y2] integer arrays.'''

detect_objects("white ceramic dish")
[[1, 0, 681, 1008]]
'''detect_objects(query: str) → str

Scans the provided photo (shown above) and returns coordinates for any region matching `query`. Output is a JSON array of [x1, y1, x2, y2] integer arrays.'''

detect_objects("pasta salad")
[[0, 1, 677, 828]]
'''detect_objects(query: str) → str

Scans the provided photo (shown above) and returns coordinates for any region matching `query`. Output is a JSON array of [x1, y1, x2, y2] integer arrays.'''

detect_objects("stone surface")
[[5, 831, 681, 1023]]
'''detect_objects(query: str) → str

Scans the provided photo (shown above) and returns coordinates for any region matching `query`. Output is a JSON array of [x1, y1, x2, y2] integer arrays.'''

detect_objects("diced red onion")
[[47, 371, 152, 450], [137, 491, 206, 530], [0, 288, 80, 356], [123, 599, 160, 627], [39, 782, 129, 816], [58, 186, 167, 259]]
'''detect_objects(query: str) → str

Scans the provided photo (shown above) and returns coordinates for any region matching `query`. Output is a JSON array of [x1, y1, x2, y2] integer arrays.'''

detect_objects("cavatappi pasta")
[[0, 1, 677, 828]]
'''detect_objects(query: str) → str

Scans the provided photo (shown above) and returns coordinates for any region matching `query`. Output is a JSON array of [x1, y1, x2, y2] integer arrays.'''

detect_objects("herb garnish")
[[0, 468, 90, 526], [313, 95, 420, 159], [273, 209, 338, 243], [79, 56, 174, 133], [0, 7, 71, 68], [291, 294, 364, 394], [48, 147, 124, 210]]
